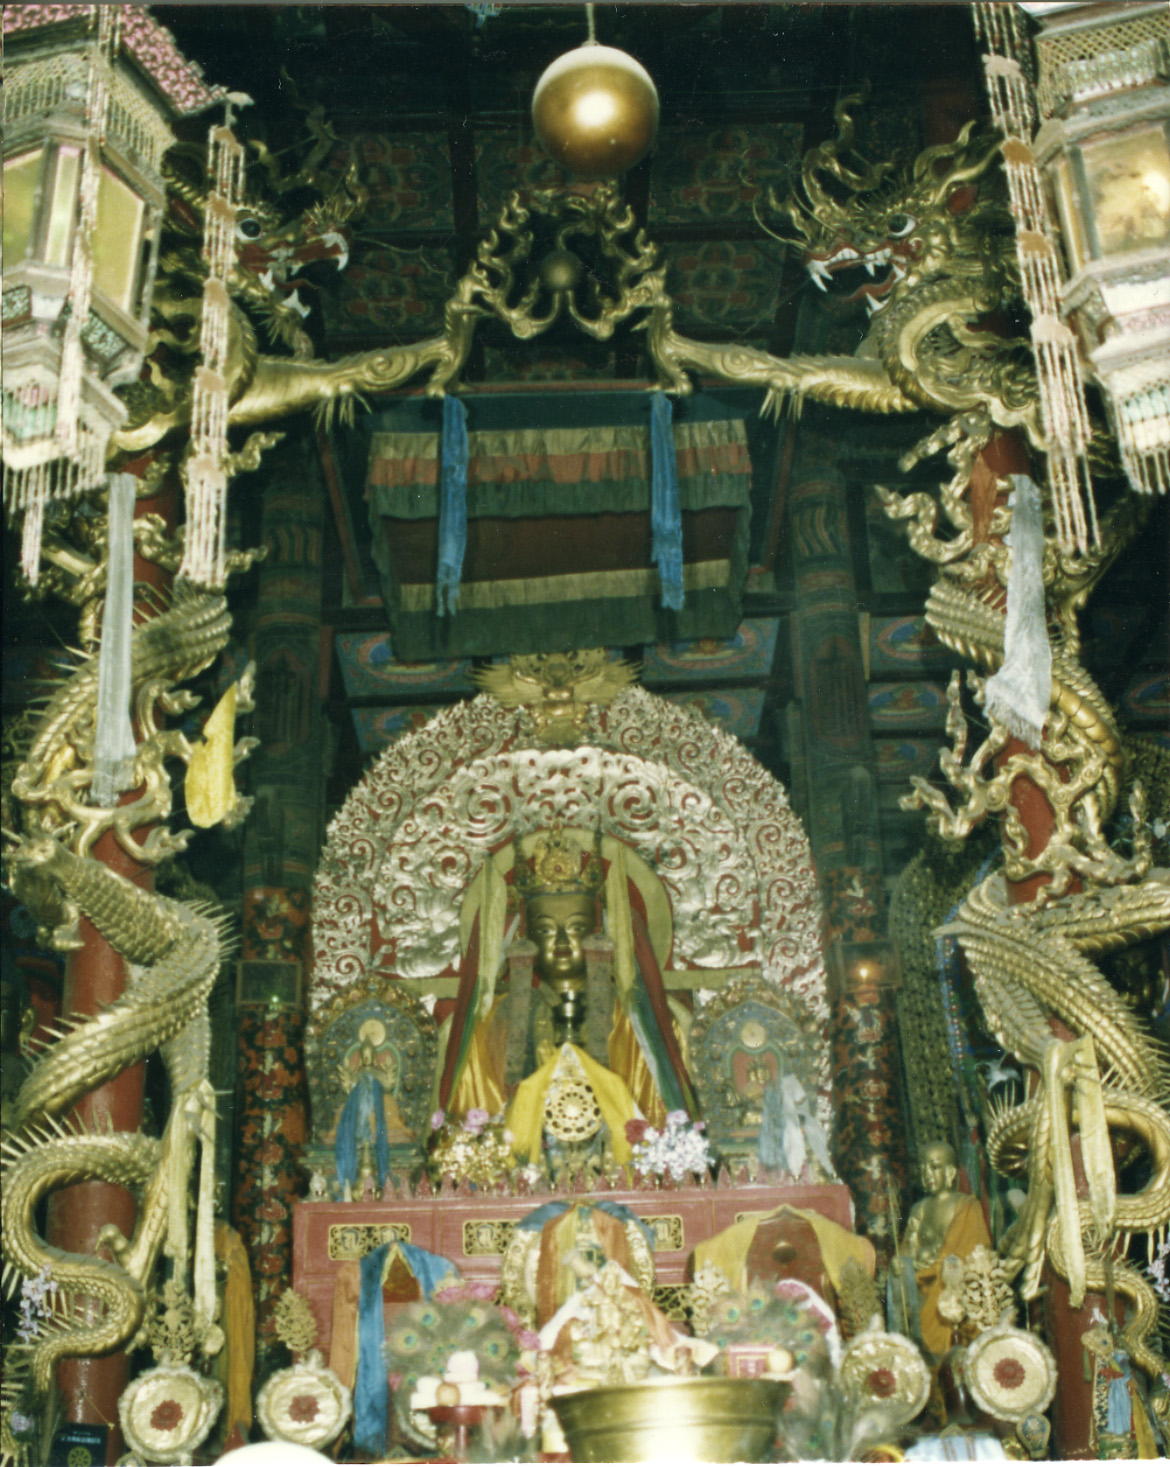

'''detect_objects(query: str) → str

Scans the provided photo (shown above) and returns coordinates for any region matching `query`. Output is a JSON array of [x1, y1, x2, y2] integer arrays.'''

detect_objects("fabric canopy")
[[364, 392, 755, 658]]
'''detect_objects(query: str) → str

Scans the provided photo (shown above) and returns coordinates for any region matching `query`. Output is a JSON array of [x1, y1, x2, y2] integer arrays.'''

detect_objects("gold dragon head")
[[765, 94, 1011, 324]]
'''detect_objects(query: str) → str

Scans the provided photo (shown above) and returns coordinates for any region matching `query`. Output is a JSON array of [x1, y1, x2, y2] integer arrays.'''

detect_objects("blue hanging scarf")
[[355, 1242, 391, 1456], [436, 393, 469, 616], [398, 1241, 461, 1298], [650, 391, 684, 611]]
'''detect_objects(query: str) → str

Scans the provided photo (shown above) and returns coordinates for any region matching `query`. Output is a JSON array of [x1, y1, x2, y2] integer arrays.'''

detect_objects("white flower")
[[631, 1112, 712, 1180]]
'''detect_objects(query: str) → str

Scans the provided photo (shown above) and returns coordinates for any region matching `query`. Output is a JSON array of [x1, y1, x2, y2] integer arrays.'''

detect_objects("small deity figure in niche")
[[726, 1017, 783, 1127], [435, 826, 695, 1170], [1082, 1321, 1162, 1458], [332, 1017, 412, 1199], [736, 1051, 776, 1128], [887, 1140, 990, 1360]]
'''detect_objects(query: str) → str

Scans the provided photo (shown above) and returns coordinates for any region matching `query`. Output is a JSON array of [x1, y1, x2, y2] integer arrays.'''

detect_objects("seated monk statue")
[[888, 1141, 990, 1361], [436, 827, 694, 1146]]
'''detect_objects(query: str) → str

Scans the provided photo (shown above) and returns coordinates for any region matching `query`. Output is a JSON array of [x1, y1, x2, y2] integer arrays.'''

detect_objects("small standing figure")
[[333, 1018, 410, 1199], [888, 1141, 990, 1360], [1082, 1323, 1162, 1459]]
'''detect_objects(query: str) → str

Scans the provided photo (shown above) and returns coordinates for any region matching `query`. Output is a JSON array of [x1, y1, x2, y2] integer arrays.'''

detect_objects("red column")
[[974, 434, 1100, 1457], [46, 833, 149, 1461]]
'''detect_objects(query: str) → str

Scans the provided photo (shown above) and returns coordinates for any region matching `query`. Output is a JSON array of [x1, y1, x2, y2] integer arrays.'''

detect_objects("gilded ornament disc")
[[965, 1323, 1056, 1423], [118, 1365, 223, 1465], [256, 1352, 353, 1448], [837, 1330, 930, 1427], [543, 1078, 603, 1143]]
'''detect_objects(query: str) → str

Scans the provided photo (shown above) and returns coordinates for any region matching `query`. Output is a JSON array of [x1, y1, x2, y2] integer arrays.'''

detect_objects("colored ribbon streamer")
[[398, 1241, 461, 1298], [185, 682, 240, 828], [436, 394, 469, 616], [650, 391, 684, 610], [985, 474, 1052, 749], [1044, 1036, 1116, 1309], [91, 473, 138, 807], [355, 1243, 391, 1457]]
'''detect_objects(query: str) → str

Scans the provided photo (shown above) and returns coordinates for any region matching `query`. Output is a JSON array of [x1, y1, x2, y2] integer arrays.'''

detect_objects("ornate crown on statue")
[[514, 824, 604, 900]]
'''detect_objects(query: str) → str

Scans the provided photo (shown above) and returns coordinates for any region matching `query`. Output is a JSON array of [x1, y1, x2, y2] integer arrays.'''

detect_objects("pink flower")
[[625, 1118, 649, 1145], [666, 1109, 689, 1127], [430, 1110, 445, 1131], [463, 1107, 490, 1135], [437, 1281, 496, 1304]]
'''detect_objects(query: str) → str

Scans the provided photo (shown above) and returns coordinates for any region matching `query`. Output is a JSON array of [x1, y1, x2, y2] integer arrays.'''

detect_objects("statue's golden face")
[[920, 1144, 957, 1196], [526, 892, 594, 983]]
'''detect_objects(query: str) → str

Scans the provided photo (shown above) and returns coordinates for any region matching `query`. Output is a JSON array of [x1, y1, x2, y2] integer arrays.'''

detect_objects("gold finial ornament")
[[532, 23, 659, 180], [273, 1288, 319, 1359]]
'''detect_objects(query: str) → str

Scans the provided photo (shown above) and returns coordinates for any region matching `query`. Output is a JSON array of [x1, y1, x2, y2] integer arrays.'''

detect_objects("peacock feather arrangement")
[[384, 1283, 531, 1449]]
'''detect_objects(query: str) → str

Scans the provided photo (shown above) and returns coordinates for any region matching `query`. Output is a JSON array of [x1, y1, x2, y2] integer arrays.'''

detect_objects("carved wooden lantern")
[[1, 5, 221, 577], [1025, 1, 1170, 494]]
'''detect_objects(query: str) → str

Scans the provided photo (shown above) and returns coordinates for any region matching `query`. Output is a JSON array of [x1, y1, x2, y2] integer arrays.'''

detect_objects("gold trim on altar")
[[643, 1216, 686, 1252], [650, 1284, 694, 1325], [462, 1219, 517, 1257], [327, 1222, 413, 1261]]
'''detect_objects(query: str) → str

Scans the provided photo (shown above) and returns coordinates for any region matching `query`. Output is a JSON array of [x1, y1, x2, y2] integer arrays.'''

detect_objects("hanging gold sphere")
[[532, 42, 659, 179]]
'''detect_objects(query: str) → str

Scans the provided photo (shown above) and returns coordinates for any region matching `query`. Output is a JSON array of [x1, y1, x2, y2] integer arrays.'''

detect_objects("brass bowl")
[[552, 1376, 791, 1463]]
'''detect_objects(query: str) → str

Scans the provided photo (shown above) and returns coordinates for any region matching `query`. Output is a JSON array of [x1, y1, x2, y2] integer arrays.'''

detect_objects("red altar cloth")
[[292, 1179, 854, 1355]]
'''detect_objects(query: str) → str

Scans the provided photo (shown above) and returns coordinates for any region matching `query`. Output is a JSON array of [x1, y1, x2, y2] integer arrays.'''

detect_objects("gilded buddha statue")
[[434, 826, 695, 1161]]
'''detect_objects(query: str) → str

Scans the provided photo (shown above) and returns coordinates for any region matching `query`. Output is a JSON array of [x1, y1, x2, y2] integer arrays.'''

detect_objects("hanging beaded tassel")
[[5, 8, 117, 585], [1113, 362, 1170, 498], [973, 3, 1098, 553], [179, 102, 247, 588]]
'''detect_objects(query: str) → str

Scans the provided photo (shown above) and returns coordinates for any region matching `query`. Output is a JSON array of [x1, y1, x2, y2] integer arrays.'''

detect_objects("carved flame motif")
[[473, 651, 638, 746]]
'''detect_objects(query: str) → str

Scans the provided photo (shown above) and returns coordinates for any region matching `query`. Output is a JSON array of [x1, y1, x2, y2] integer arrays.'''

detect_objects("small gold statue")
[[889, 1141, 990, 1360], [526, 886, 597, 1055]]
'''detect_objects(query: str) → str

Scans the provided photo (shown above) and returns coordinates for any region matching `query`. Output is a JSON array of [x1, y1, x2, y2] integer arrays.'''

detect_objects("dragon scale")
[[903, 521, 1170, 1370], [752, 96, 1170, 1384], [2, 595, 231, 1425]]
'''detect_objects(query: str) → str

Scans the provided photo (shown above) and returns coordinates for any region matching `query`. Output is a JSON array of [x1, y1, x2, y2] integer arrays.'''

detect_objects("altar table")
[[292, 1179, 855, 1354]]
